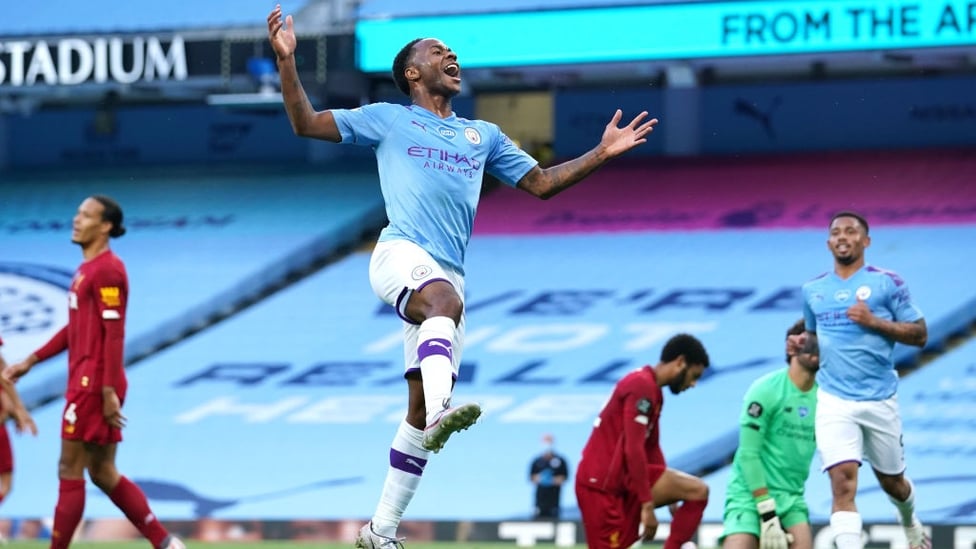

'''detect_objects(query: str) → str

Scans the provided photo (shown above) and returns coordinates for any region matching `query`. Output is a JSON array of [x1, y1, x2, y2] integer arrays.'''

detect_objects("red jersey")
[[34, 251, 129, 399], [576, 366, 665, 504]]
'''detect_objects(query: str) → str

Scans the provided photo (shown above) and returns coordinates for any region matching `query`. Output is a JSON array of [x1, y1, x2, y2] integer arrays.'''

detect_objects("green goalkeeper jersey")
[[726, 369, 817, 502]]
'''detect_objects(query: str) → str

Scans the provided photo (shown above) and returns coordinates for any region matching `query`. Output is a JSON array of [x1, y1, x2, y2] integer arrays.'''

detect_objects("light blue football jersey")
[[802, 265, 924, 401], [332, 103, 538, 273]]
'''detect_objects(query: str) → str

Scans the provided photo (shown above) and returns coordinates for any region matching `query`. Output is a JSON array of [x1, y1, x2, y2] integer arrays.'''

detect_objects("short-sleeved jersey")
[[66, 251, 128, 396], [332, 103, 538, 273], [802, 265, 923, 400], [726, 369, 817, 502], [576, 366, 664, 504]]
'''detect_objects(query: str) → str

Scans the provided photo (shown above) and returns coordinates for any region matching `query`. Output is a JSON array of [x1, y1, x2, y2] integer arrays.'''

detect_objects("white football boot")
[[355, 521, 404, 549]]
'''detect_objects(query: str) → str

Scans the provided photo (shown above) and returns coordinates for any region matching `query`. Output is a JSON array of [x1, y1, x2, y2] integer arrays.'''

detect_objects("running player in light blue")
[[792, 211, 929, 549], [267, 6, 659, 549]]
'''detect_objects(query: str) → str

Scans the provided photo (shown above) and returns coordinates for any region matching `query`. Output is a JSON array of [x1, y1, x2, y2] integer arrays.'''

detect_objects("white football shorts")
[[815, 388, 906, 475], [369, 239, 466, 376]]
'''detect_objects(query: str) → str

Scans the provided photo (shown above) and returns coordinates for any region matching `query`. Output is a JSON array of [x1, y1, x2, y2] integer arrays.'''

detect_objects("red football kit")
[[576, 366, 665, 549], [33, 251, 128, 445], [0, 334, 11, 473]]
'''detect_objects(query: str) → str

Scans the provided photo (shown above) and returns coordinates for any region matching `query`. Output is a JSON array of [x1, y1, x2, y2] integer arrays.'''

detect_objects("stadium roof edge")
[[0, 0, 315, 37]]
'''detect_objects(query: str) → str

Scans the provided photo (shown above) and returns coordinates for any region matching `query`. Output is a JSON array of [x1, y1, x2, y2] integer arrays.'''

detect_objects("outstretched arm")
[[2, 325, 68, 382], [516, 110, 658, 199], [267, 4, 340, 142]]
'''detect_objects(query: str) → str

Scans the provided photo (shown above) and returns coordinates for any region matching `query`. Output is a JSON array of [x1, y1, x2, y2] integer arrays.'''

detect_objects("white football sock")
[[371, 420, 430, 538], [888, 477, 917, 526], [417, 316, 456, 423], [831, 511, 864, 549]]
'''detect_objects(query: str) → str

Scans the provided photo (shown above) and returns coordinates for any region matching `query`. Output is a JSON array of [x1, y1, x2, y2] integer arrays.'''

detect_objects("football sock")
[[372, 420, 430, 538], [831, 511, 864, 549], [417, 316, 456, 424], [51, 478, 86, 549], [888, 477, 916, 526], [108, 476, 170, 548], [663, 499, 707, 549]]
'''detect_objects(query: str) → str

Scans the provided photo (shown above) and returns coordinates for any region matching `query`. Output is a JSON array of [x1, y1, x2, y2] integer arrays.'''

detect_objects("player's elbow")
[[537, 189, 558, 200]]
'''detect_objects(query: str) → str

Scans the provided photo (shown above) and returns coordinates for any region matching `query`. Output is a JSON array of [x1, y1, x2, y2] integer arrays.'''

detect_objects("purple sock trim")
[[418, 338, 453, 362], [390, 448, 427, 476]]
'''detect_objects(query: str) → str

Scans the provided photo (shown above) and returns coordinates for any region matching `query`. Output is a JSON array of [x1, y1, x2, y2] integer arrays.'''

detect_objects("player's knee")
[[57, 459, 84, 479], [433, 293, 463, 322], [410, 284, 463, 323], [87, 462, 120, 491], [693, 479, 710, 501], [876, 474, 909, 500]]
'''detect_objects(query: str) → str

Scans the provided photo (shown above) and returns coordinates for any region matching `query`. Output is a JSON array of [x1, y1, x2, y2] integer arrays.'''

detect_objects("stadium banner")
[[0, 34, 333, 88], [355, 0, 976, 72], [3, 519, 973, 547], [0, 36, 188, 87], [700, 75, 976, 152], [552, 76, 976, 155]]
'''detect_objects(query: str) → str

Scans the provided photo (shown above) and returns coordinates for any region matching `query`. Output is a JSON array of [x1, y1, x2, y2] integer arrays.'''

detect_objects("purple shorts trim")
[[394, 277, 452, 325]]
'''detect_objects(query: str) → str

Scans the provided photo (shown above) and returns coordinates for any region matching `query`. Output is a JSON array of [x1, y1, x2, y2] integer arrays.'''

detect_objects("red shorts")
[[576, 464, 666, 549], [0, 423, 11, 474], [62, 391, 122, 445]]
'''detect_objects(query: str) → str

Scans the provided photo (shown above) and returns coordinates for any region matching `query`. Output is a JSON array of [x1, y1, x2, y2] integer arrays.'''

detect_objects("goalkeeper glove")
[[757, 498, 794, 549]]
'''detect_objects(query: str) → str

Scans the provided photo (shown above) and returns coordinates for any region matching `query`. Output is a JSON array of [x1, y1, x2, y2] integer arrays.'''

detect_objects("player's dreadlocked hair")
[[92, 194, 127, 238], [392, 38, 423, 96]]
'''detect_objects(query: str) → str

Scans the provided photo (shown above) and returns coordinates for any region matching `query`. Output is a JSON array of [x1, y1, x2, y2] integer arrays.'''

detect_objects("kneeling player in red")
[[576, 334, 710, 549]]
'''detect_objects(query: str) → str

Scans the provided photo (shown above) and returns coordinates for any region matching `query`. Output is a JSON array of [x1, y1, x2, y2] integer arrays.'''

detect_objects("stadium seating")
[[3, 151, 975, 524], [0, 166, 385, 408], [5, 224, 974, 521]]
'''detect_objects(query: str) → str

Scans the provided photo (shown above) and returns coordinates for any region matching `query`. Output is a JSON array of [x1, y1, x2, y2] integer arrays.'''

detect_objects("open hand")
[[13, 407, 37, 436], [267, 4, 297, 60], [599, 110, 659, 159]]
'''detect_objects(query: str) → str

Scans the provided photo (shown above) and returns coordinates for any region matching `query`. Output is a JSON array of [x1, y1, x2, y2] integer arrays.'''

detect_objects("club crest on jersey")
[[411, 265, 432, 280], [438, 127, 456, 138], [856, 285, 872, 300], [100, 286, 121, 306], [747, 401, 763, 418], [636, 397, 652, 415], [464, 127, 481, 145], [834, 289, 852, 302]]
